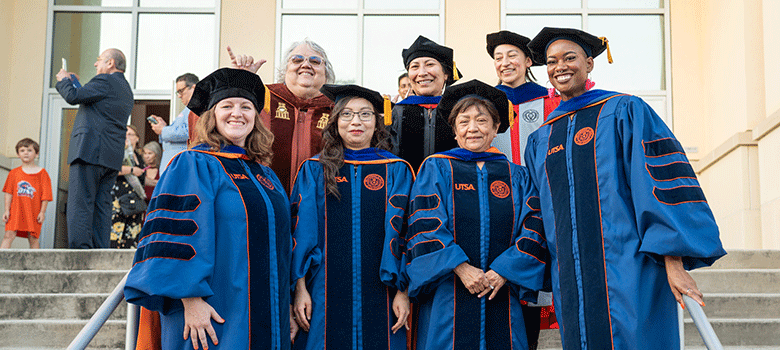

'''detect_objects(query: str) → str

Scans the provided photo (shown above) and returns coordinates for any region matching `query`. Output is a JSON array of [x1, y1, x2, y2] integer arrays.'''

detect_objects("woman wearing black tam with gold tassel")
[[520, 27, 726, 350], [390, 35, 463, 170], [125, 68, 294, 350]]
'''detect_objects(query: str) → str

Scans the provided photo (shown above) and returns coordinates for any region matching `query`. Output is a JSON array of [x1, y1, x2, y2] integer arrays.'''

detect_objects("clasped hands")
[[454, 262, 507, 300]]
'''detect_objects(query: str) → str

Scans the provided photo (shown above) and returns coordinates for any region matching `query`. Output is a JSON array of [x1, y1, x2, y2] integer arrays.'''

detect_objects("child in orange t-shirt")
[[2, 138, 53, 249]]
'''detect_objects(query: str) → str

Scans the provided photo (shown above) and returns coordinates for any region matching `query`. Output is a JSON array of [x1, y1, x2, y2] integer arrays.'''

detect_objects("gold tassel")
[[599, 37, 613, 64], [508, 100, 514, 127], [452, 61, 460, 81], [263, 85, 271, 114], [384, 96, 392, 126]]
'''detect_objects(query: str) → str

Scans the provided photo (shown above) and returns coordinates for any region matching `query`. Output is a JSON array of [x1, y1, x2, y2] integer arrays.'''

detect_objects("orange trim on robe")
[[135, 307, 162, 350]]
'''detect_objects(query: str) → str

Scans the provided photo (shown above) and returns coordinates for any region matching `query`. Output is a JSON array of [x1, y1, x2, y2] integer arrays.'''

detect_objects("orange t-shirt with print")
[[3, 167, 53, 237]]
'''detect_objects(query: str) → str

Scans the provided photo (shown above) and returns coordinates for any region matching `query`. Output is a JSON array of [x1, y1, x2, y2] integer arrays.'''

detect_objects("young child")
[[2, 138, 53, 249]]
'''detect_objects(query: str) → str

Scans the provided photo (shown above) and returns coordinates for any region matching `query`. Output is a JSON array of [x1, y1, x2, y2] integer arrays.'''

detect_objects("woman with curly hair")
[[290, 85, 414, 350], [125, 68, 293, 350]]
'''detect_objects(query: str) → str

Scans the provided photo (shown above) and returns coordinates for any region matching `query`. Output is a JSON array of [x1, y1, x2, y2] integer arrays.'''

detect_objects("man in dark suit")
[[55, 48, 134, 248]]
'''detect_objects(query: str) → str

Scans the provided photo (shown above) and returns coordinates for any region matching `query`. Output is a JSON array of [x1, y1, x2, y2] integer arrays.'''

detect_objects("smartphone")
[[147, 116, 159, 124], [61, 58, 67, 71]]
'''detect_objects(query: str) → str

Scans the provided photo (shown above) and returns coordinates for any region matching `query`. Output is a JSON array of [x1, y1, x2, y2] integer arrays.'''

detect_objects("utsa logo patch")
[[229, 173, 249, 180], [574, 127, 595, 146], [547, 144, 564, 156], [17, 181, 35, 198], [455, 183, 475, 191], [490, 180, 510, 199], [335, 176, 348, 183], [256, 174, 275, 190], [363, 174, 384, 191]]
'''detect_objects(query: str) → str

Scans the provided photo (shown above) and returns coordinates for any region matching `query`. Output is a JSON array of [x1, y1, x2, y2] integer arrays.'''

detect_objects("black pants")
[[67, 160, 117, 248], [523, 304, 542, 350]]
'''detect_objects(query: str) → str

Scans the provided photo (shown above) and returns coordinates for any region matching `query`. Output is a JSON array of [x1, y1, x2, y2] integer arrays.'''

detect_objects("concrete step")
[[0, 249, 135, 270], [0, 270, 126, 294], [685, 348, 780, 350], [690, 269, 780, 293], [684, 293, 780, 319], [541, 348, 780, 350], [684, 318, 780, 346], [0, 319, 125, 348], [537, 328, 562, 349], [537, 319, 780, 348], [0, 293, 127, 320], [707, 250, 780, 269]]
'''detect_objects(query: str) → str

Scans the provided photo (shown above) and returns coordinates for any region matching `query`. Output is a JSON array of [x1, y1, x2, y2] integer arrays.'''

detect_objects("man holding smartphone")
[[148, 73, 198, 174], [55, 48, 133, 249]]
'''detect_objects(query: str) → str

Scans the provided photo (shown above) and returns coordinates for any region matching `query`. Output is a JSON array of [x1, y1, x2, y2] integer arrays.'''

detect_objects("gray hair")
[[143, 141, 163, 167], [106, 48, 126, 72], [275, 39, 335, 84]]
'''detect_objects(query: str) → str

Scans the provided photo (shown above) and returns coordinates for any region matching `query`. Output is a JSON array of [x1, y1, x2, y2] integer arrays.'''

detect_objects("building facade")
[[0, 0, 778, 249]]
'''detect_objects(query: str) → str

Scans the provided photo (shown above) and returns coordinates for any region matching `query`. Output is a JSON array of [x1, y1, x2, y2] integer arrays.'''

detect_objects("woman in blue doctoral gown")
[[291, 85, 414, 350], [406, 79, 548, 350], [125, 68, 293, 350], [521, 27, 727, 350]]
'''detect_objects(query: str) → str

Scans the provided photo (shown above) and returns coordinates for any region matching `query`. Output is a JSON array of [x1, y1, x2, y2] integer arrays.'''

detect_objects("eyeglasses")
[[339, 110, 375, 122], [176, 85, 192, 96], [289, 54, 324, 66]]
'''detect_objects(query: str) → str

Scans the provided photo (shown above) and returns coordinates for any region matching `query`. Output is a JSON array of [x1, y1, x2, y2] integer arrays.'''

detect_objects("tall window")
[[277, 0, 443, 96], [47, 0, 219, 92], [502, 0, 671, 123]]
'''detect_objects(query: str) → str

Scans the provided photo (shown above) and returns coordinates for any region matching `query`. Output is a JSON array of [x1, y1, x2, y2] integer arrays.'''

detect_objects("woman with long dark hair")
[[291, 85, 414, 350]]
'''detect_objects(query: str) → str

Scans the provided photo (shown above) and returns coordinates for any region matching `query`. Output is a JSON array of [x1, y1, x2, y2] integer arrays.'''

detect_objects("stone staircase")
[[0, 249, 135, 349], [0, 249, 777, 349], [538, 249, 780, 350]]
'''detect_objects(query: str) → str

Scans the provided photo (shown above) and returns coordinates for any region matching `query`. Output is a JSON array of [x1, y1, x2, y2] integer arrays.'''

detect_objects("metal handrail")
[[682, 294, 724, 350], [67, 271, 139, 350], [70, 274, 722, 350]]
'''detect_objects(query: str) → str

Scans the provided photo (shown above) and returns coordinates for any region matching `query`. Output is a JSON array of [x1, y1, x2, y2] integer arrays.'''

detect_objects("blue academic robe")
[[406, 147, 548, 350], [523, 90, 727, 350], [290, 147, 414, 350], [125, 144, 292, 350]]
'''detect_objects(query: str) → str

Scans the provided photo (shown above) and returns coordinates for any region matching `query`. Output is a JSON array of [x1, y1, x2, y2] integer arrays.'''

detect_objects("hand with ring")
[[479, 270, 507, 300], [664, 256, 705, 308]]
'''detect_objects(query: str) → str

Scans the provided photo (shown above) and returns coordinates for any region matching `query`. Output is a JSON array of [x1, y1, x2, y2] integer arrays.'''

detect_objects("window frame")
[[274, 0, 445, 86], [501, 0, 672, 126], [43, 0, 221, 98]]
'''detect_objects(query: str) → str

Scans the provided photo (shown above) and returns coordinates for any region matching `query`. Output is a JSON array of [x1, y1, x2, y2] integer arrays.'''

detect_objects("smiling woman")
[[125, 68, 293, 350], [406, 79, 546, 350], [290, 84, 414, 350], [389, 35, 463, 170], [227, 39, 335, 193], [521, 27, 726, 350], [486, 30, 560, 167]]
